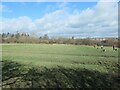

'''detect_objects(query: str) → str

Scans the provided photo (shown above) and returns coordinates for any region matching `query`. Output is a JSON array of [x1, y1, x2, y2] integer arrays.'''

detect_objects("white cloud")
[[2, 16, 36, 33], [1, 1, 118, 37]]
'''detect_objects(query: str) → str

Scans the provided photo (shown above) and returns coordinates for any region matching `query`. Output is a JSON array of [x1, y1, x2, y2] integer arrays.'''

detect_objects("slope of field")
[[2, 44, 119, 88]]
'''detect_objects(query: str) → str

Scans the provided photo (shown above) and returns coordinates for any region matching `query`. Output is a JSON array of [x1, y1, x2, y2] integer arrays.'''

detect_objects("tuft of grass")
[[2, 60, 119, 88]]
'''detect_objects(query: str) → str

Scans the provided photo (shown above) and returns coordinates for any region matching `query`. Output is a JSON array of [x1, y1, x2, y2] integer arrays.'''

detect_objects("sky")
[[0, 0, 119, 38]]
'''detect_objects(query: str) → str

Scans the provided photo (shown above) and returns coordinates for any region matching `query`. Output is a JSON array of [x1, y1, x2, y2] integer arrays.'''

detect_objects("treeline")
[[0, 32, 119, 46]]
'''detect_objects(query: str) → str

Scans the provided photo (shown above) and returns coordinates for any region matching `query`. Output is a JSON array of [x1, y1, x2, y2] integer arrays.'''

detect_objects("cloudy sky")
[[0, 0, 119, 38]]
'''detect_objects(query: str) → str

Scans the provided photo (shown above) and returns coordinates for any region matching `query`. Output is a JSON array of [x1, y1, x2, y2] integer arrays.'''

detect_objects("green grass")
[[2, 44, 118, 72], [2, 44, 119, 88]]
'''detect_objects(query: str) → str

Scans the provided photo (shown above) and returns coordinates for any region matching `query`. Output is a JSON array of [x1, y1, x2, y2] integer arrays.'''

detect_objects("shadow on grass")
[[2, 60, 120, 89]]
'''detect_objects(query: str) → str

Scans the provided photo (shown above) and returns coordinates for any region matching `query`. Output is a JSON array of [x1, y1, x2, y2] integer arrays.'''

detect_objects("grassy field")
[[2, 44, 119, 88]]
